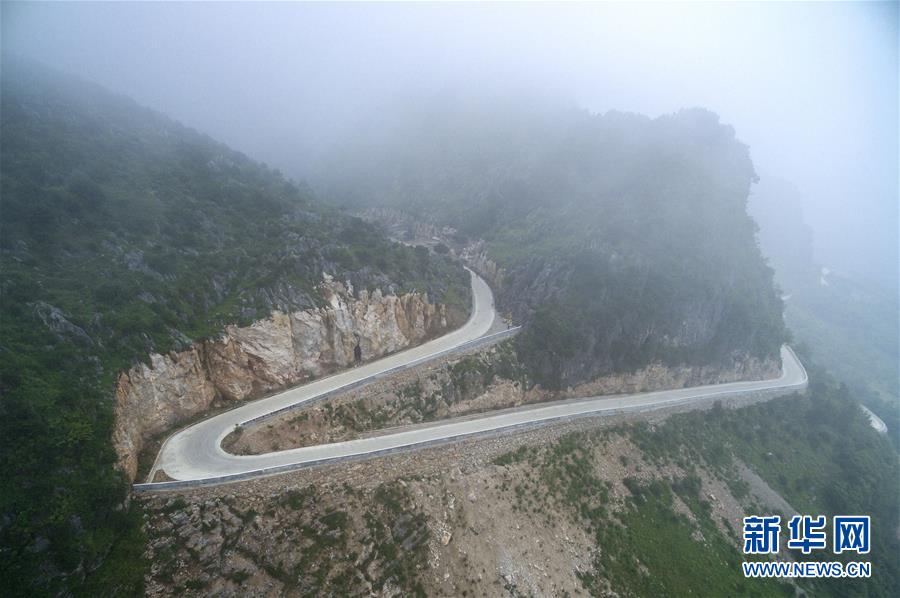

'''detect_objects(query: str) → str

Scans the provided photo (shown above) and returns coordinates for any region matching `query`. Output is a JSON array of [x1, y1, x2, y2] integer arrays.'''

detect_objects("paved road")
[[860, 405, 888, 434], [141, 271, 807, 491], [147, 268, 497, 484]]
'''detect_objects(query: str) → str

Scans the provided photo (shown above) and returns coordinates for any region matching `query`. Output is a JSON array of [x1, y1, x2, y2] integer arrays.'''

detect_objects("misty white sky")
[[2, 2, 897, 285]]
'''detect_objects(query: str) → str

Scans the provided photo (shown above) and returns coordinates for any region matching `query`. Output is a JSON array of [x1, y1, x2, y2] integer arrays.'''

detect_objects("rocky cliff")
[[501, 251, 785, 389], [460, 240, 505, 291], [113, 278, 457, 481], [358, 208, 507, 297], [565, 352, 781, 397], [320, 106, 788, 390]]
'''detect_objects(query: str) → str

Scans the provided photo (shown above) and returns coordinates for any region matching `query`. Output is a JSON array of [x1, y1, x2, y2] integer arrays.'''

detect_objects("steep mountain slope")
[[315, 98, 786, 388], [0, 59, 469, 594]]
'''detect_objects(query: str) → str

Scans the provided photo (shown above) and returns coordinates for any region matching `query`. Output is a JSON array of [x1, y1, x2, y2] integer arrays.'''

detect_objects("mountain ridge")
[[314, 99, 787, 387]]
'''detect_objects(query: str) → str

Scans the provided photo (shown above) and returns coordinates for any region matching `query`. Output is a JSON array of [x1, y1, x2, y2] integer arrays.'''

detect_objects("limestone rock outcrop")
[[461, 240, 505, 291], [566, 353, 782, 397], [113, 279, 454, 481]]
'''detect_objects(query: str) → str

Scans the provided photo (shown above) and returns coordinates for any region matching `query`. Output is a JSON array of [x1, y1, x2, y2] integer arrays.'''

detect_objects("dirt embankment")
[[226, 342, 780, 456], [141, 409, 798, 597]]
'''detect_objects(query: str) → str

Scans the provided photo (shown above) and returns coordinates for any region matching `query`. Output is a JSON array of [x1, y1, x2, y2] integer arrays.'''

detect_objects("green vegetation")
[[583, 478, 792, 597], [320, 102, 786, 387], [0, 59, 467, 595], [295, 340, 526, 440], [783, 281, 899, 449], [488, 361, 898, 597], [490, 426, 790, 596], [362, 483, 430, 595], [445, 340, 527, 395], [624, 369, 899, 597]]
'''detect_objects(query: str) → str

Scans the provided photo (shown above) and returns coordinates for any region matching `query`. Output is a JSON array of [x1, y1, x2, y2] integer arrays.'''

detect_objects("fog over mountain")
[[4, 4, 900, 596], [3, 2, 896, 287]]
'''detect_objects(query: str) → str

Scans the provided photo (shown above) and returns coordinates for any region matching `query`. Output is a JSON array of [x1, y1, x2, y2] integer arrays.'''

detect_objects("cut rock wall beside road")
[[113, 279, 458, 481], [567, 354, 781, 397]]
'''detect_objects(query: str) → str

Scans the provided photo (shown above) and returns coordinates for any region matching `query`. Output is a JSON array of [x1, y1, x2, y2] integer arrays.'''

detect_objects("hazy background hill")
[[749, 175, 900, 443], [7, 3, 894, 288], [313, 98, 787, 387]]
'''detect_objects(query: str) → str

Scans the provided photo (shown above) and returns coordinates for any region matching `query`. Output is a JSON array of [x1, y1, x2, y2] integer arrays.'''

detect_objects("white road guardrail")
[[239, 326, 522, 427]]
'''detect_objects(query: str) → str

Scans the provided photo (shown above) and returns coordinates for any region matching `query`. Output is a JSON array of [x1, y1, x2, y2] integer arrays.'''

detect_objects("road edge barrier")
[[134, 344, 806, 494], [238, 326, 522, 428]]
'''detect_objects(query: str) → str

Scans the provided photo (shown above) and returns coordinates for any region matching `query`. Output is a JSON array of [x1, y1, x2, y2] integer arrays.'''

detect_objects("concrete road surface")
[[146, 268, 496, 485], [140, 270, 807, 491]]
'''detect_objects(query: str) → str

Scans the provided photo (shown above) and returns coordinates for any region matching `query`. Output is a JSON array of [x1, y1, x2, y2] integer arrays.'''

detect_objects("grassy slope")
[[495, 361, 900, 597]]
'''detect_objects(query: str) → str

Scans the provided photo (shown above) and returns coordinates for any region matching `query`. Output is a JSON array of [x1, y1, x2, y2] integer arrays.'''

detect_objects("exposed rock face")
[[461, 240, 505, 291], [113, 280, 454, 481], [29, 301, 94, 346], [566, 353, 781, 397], [359, 207, 459, 245], [114, 348, 218, 482], [360, 208, 505, 293]]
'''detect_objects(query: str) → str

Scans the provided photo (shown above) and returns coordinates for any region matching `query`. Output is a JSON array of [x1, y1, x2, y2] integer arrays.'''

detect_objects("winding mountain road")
[[138, 270, 807, 492]]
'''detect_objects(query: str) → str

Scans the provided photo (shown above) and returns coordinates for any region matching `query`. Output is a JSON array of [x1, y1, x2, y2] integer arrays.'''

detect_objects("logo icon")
[[833, 516, 870, 554], [743, 515, 781, 554], [787, 515, 827, 554]]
